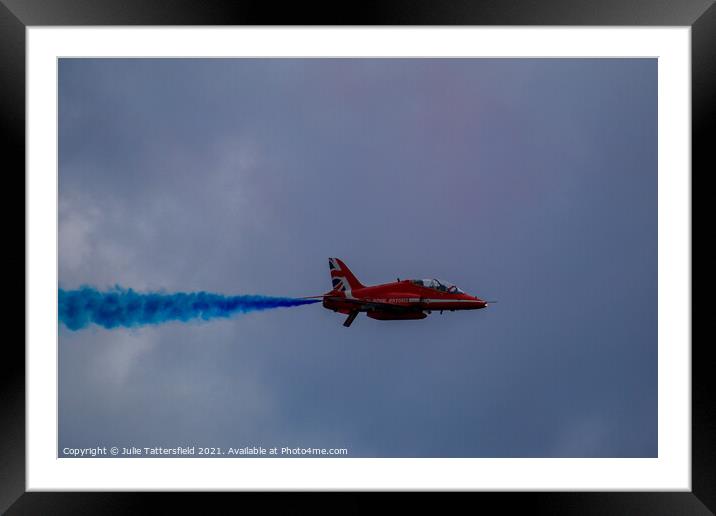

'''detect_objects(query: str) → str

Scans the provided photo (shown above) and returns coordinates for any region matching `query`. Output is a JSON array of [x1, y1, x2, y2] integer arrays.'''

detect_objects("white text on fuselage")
[[368, 298, 420, 303]]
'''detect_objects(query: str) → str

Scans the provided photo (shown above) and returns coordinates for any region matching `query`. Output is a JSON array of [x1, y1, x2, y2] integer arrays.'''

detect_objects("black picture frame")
[[5, 1, 711, 513]]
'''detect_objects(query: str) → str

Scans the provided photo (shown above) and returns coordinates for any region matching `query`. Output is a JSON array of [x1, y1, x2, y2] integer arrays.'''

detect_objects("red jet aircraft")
[[307, 258, 490, 327]]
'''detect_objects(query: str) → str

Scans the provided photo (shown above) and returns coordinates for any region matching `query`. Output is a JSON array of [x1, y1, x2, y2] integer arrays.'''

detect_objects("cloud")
[[99, 329, 156, 386], [548, 415, 613, 457], [58, 193, 99, 275]]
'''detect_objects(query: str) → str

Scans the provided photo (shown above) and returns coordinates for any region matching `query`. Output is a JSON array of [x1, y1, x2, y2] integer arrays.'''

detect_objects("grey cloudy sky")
[[58, 58, 657, 457]]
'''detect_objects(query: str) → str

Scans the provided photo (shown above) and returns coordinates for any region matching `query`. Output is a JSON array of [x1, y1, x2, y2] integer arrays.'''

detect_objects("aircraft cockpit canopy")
[[410, 278, 465, 293]]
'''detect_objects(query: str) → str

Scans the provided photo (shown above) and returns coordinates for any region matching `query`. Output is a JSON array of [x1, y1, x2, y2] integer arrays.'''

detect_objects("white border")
[[27, 27, 691, 490]]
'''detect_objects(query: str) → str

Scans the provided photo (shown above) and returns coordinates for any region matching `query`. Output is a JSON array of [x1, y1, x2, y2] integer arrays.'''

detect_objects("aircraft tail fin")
[[329, 258, 365, 292]]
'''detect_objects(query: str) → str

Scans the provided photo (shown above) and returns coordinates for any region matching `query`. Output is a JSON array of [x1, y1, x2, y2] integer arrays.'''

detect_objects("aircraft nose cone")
[[474, 298, 488, 308]]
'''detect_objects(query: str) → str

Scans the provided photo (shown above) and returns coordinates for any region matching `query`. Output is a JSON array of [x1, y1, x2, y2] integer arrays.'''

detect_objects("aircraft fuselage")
[[317, 258, 490, 327]]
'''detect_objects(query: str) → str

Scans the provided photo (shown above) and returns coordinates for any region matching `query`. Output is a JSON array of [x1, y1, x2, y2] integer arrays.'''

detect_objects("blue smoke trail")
[[58, 287, 320, 331]]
